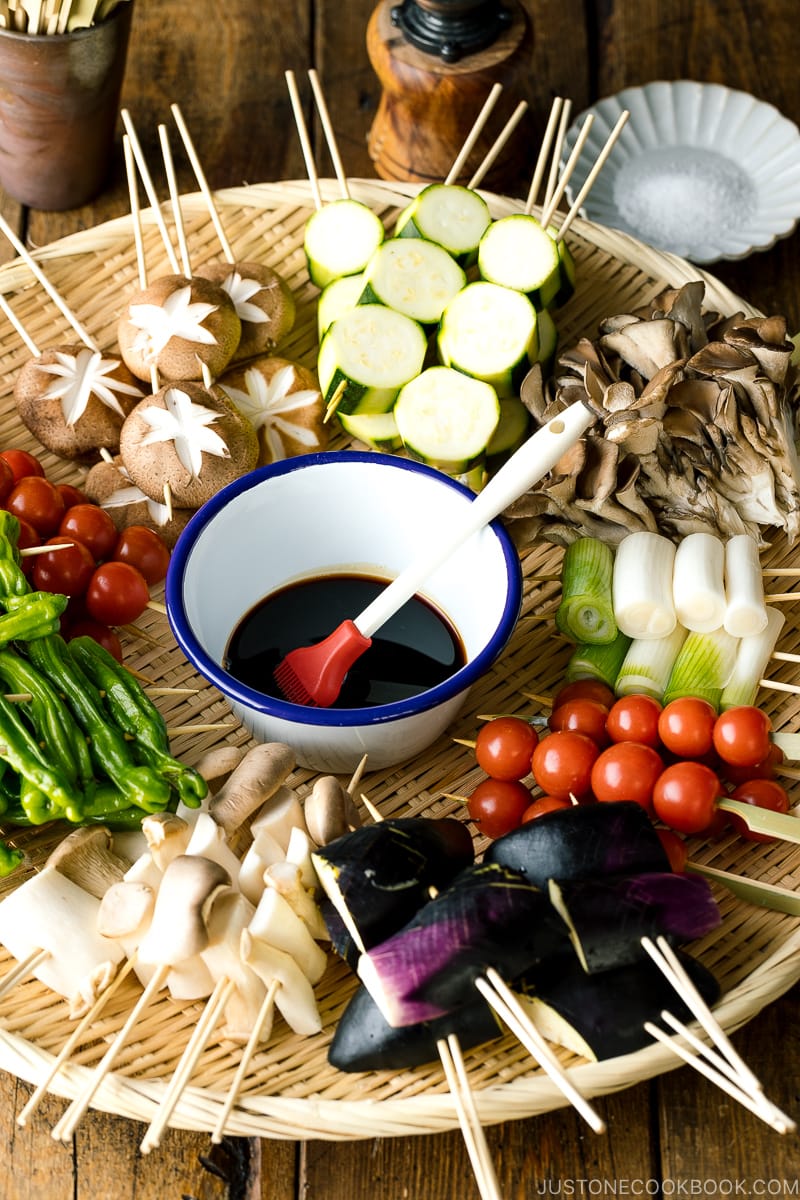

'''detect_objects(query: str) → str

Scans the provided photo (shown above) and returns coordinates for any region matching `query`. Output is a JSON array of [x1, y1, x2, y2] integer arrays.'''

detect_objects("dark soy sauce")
[[224, 573, 467, 708]]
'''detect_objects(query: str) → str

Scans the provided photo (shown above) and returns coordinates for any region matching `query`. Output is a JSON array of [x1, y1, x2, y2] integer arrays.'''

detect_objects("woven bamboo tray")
[[0, 178, 799, 1143]]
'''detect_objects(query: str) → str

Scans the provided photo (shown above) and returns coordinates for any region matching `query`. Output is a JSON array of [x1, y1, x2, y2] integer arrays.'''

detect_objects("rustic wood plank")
[[298, 1083, 657, 1199], [657, 985, 800, 1187]]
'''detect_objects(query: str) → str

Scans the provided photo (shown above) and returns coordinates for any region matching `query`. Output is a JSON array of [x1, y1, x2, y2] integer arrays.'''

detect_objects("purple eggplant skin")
[[483, 801, 671, 888], [548, 871, 722, 974], [311, 817, 474, 952], [358, 862, 572, 1027], [328, 983, 505, 1072], [527, 949, 720, 1061]]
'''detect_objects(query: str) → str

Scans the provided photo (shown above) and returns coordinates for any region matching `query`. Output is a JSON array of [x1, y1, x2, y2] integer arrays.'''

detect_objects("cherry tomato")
[[551, 679, 616, 712], [14, 516, 41, 577], [712, 706, 773, 768], [59, 503, 119, 562], [112, 524, 171, 586], [548, 698, 610, 746], [531, 730, 599, 799], [474, 715, 539, 781], [728, 778, 790, 843], [0, 448, 45, 483], [590, 741, 664, 812], [31, 536, 96, 597], [657, 828, 688, 873], [657, 697, 718, 759], [605, 694, 663, 748], [651, 761, 723, 835], [65, 619, 124, 663], [6, 476, 66, 536], [56, 482, 89, 509], [85, 561, 149, 625], [521, 795, 573, 822], [0, 457, 14, 504], [467, 777, 532, 839], [722, 741, 784, 785]]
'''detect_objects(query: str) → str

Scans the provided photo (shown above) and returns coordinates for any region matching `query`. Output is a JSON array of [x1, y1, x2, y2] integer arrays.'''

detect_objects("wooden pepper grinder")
[[366, 0, 532, 191]]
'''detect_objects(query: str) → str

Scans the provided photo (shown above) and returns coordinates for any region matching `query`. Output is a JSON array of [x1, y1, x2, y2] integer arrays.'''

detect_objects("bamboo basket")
[[0, 178, 799, 1143]]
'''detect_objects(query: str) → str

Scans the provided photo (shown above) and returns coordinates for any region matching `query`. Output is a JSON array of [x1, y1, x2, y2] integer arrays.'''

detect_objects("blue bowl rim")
[[165, 450, 523, 729]]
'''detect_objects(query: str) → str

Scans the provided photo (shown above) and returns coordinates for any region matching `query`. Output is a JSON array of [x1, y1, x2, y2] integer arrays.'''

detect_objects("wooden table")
[[1, 1, 799, 1196]]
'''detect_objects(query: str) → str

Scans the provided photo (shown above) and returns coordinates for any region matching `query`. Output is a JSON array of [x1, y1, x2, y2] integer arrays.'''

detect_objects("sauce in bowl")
[[224, 572, 466, 708]]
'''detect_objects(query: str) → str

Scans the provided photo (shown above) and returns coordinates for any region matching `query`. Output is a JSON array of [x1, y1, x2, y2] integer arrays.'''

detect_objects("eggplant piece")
[[358, 862, 571, 1027], [311, 817, 474, 955], [318, 895, 360, 970], [548, 871, 721, 974], [329, 982, 505, 1072], [484, 801, 670, 888], [524, 949, 720, 1061]]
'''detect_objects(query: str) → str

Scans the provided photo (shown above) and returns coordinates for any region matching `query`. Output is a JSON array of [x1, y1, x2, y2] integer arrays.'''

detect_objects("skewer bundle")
[[0, 0, 128, 34]]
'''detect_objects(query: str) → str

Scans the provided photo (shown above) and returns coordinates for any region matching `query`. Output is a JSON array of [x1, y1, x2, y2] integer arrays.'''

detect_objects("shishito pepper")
[[0, 591, 68, 645], [67, 636, 207, 808], [24, 634, 171, 815], [0, 511, 30, 598], [0, 690, 85, 823], [0, 648, 94, 789]]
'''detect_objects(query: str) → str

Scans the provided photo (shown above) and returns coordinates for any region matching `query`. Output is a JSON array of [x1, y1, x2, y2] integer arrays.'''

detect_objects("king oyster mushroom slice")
[[200, 890, 268, 1044], [248, 887, 328, 985], [137, 854, 231, 966], [209, 741, 296, 838], [141, 813, 192, 873], [46, 826, 130, 900], [193, 744, 247, 796], [263, 861, 328, 942], [238, 826, 287, 907], [185, 811, 242, 886], [97, 879, 155, 941], [0, 867, 124, 1017], [240, 930, 322, 1037]]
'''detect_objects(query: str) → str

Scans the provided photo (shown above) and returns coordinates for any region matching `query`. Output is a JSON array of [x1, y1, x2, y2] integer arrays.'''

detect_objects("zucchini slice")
[[394, 365, 500, 473], [486, 397, 531, 460], [317, 304, 428, 416], [304, 199, 385, 289], [437, 280, 539, 398], [535, 305, 559, 375], [317, 273, 365, 339], [478, 214, 562, 309], [338, 409, 403, 450], [358, 237, 466, 325], [395, 183, 491, 264]]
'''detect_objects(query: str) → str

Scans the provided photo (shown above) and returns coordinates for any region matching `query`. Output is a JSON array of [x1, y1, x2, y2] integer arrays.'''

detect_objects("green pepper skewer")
[[0, 648, 94, 789], [0, 691, 85, 823]]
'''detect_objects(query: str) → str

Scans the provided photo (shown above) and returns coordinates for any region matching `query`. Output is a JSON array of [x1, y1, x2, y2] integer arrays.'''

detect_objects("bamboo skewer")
[[0, 293, 39, 356], [158, 123, 192, 277], [437, 1034, 503, 1200], [17, 956, 140, 1127], [468, 100, 528, 191], [475, 968, 606, 1133], [540, 112, 595, 229], [555, 110, 630, 242], [641, 936, 795, 1133], [524, 96, 564, 215], [140, 975, 236, 1153], [0, 947, 49, 1001], [170, 102, 235, 264], [308, 68, 350, 199], [120, 108, 181, 274], [0, 211, 97, 348], [210, 977, 280, 1145], [541, 99, 572, 213], [445, 83, 504, 186], [285, 70, 323, 211], [51, 963, 170, 1142]]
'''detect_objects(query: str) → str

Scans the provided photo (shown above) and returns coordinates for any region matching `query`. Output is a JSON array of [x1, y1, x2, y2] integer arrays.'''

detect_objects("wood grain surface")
[[0, 1, 799, 1196]]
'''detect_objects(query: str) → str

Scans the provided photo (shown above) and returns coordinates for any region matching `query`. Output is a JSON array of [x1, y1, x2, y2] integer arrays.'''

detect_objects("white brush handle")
[[354, 400, 596, 639]]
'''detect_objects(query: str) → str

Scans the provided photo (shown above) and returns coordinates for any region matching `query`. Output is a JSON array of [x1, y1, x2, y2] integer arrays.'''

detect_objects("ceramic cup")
[[166, 451, 522, 774], [0, 2, 133, 210]]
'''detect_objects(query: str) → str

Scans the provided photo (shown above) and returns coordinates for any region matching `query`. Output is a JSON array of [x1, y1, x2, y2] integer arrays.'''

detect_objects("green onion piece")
[[615, 625, 688, 701], [566, 630, 632, 687], [719, 608, 785, 710], [662, 627, 739, 709], [556, 538, 617, 645]]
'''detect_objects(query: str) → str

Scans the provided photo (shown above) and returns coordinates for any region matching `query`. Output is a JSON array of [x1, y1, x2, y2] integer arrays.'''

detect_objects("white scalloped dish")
[[561, 81, 800, 263]]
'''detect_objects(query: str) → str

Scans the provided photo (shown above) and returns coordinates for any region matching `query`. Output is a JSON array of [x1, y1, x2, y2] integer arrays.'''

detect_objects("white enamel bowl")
[[561, 80, 800, 263], [166, 451, 523, 773]]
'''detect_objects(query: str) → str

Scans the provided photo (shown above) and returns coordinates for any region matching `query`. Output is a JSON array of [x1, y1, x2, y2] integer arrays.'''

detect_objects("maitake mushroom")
[[505, 282, 800, 548]]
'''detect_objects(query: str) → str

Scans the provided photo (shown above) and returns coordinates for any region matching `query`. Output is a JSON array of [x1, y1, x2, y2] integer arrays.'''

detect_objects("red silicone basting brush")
[[273, 399, 597, 707]]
